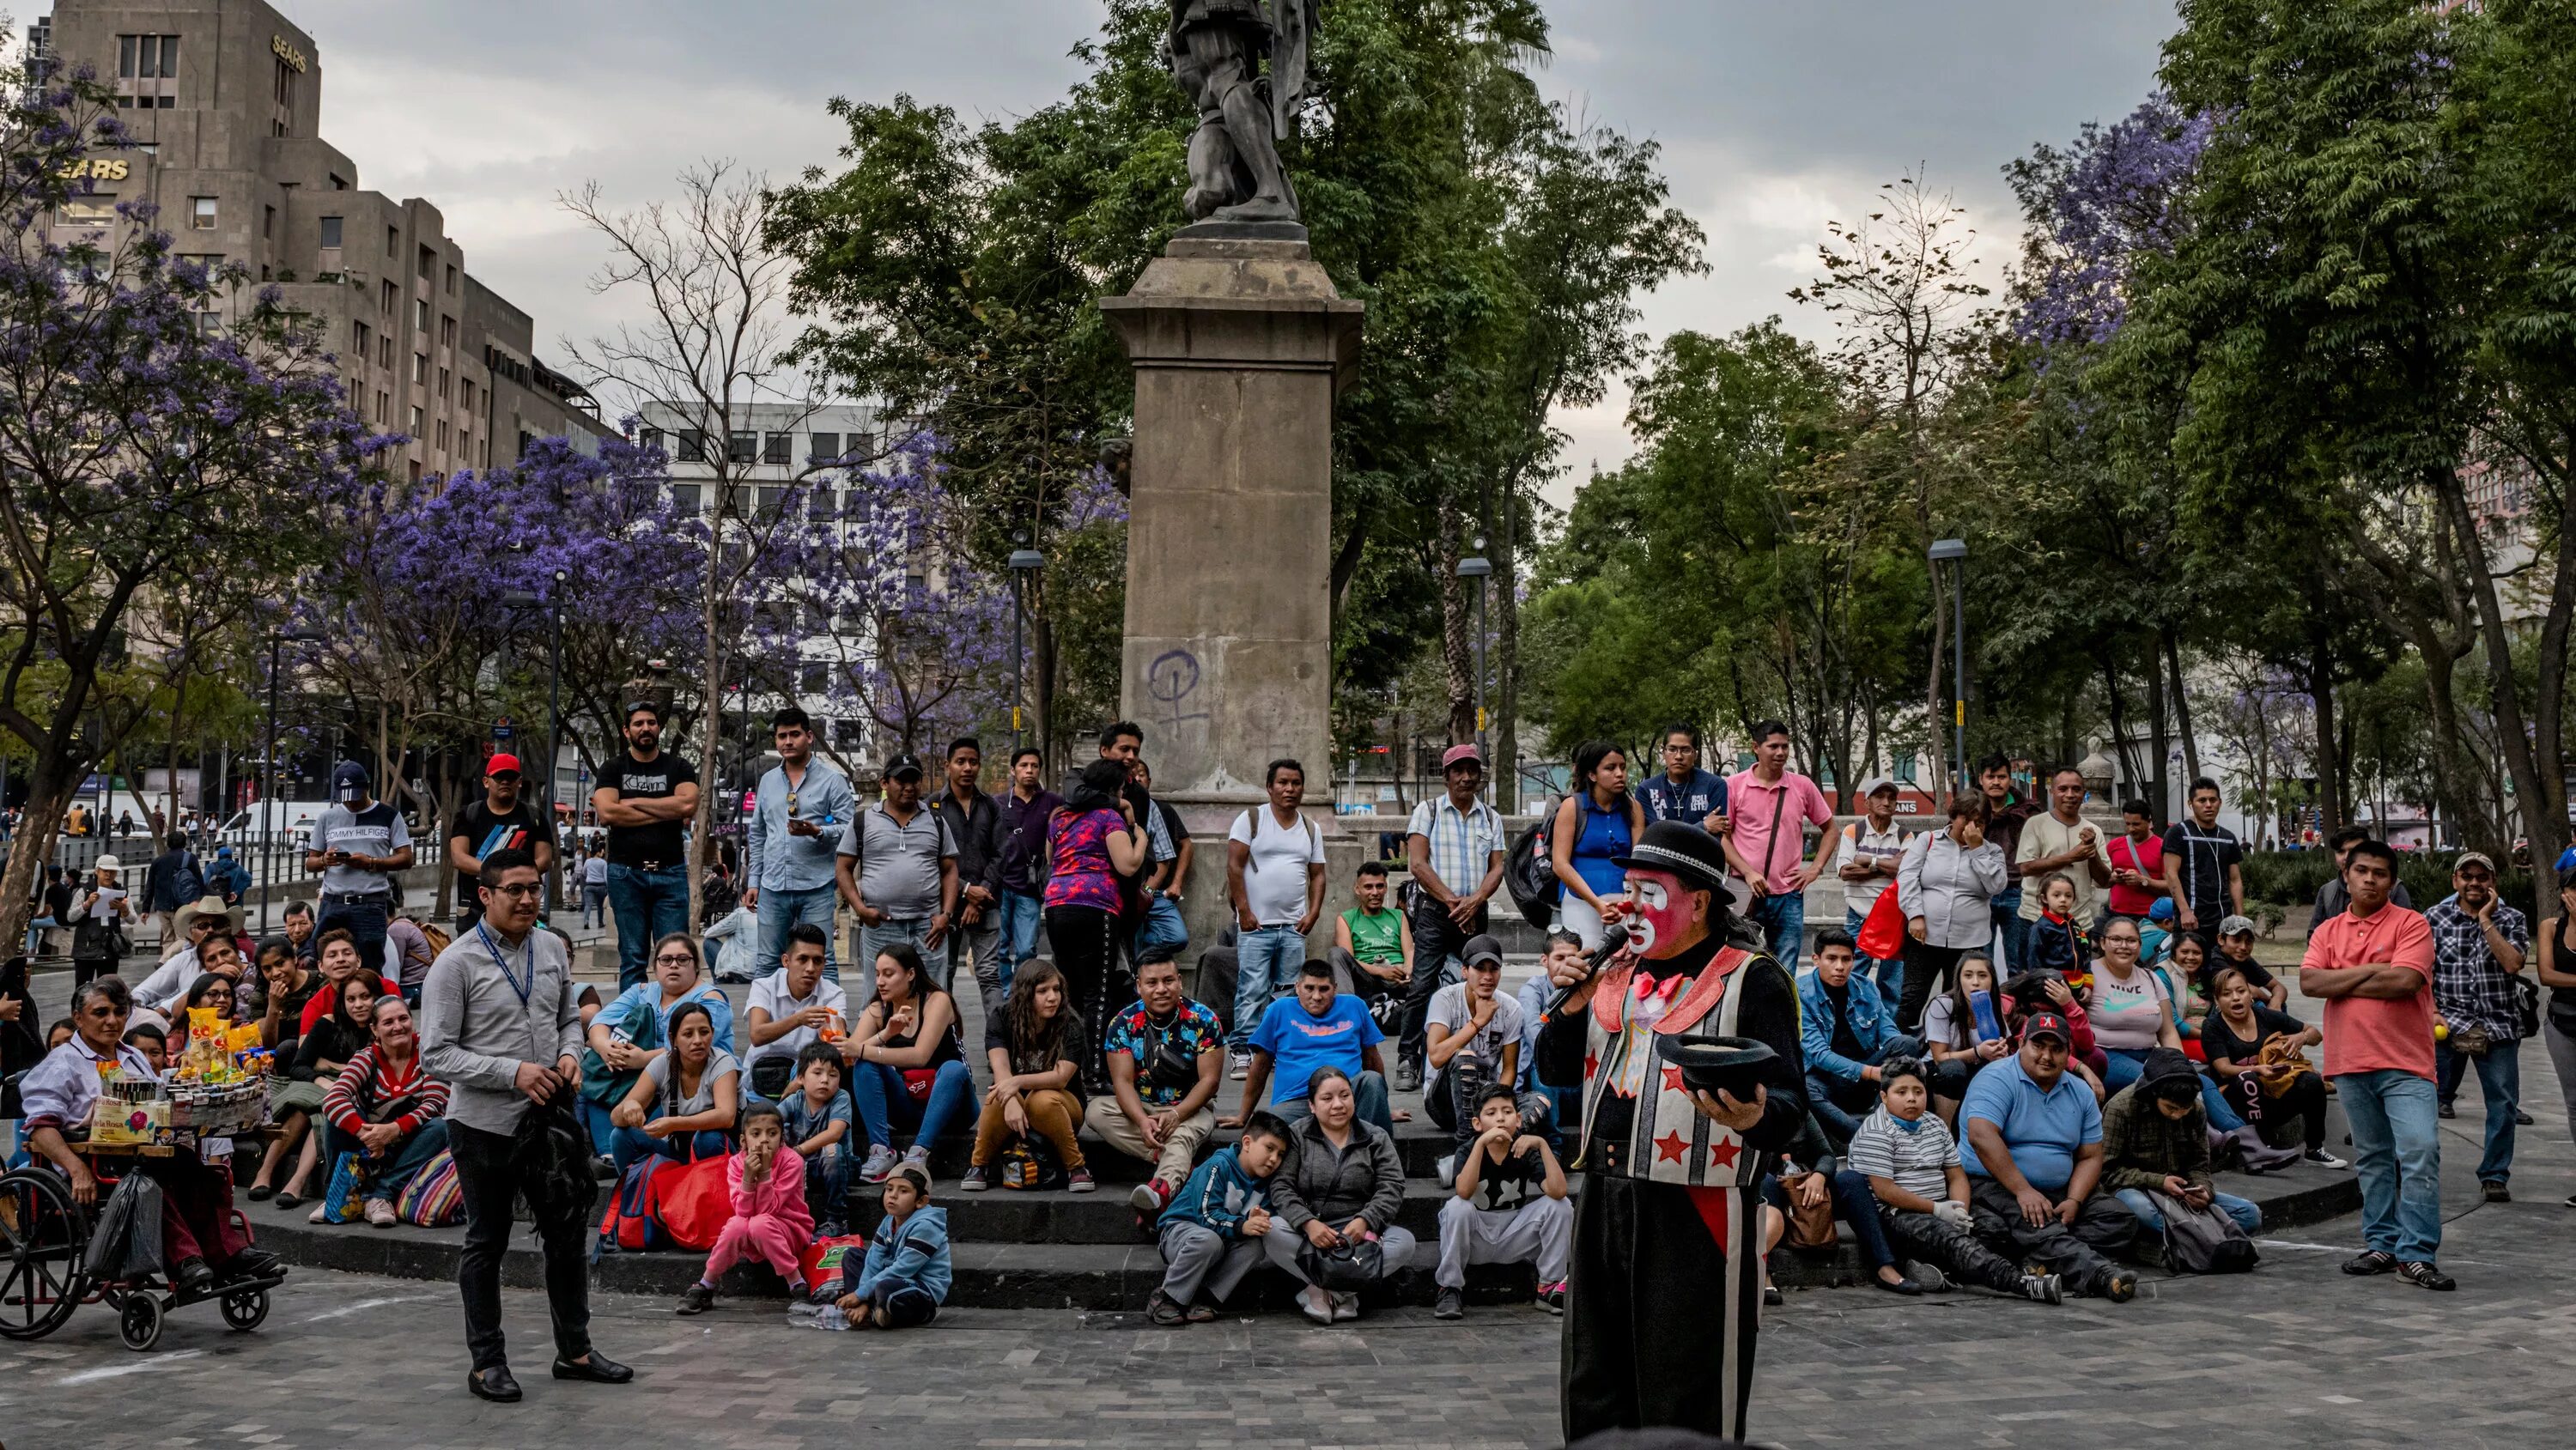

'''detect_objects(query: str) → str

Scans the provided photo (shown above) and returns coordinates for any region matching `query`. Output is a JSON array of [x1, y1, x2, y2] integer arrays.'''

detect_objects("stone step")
[[834, 1174, 1461, 1246]]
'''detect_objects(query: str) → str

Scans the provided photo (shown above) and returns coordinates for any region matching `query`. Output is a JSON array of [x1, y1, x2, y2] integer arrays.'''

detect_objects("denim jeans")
[[1133, 894, 1189, 965], [1844, 906, 1902, 1010], [2336, 1067, 2444, 1263], [1274, 1068, 1395, 1138], [610, 1124, 732, 1174], [1818, 1169, 1901, 1270], [2112, 1186, 2262, 1235], [756, 883, 840, 980], [847, 1057, 975, 1151], [1230, 925, 1306, 1050], [1990, 887, 2026, 972], [1747, 891, 1807, 973], [997, 891, 1044, 990], [2435, 1039, 2522, 1184], [608, 863, 692, 990], [803, 1139, 855, 1226], [2099, 1047, 2247, 1132], [859, 917, 945, 992]]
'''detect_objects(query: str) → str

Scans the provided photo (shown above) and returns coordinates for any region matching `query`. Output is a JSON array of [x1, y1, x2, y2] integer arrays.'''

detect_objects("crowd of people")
[[13, 703, 2573, 1411]]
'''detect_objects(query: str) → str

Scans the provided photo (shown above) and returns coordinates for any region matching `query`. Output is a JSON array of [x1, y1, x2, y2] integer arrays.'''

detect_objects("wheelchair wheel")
[[118, 1292, 161, 1351], [220, 1286, 270, 1332], [0, 1168, 88, 1341]]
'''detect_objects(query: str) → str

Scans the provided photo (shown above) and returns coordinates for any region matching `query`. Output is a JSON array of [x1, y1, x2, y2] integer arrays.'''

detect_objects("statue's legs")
[[1186, 27, 1296, 221]]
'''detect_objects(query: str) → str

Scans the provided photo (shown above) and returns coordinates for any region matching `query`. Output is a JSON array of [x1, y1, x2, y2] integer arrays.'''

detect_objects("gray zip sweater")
[[419, 926, 583, 1135]]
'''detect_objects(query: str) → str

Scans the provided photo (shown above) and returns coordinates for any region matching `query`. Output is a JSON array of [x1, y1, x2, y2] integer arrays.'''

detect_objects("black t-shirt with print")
[[1462, 1142, 1547, 1212], [449, 797, 550, 902], [601, 752, 697, 868]]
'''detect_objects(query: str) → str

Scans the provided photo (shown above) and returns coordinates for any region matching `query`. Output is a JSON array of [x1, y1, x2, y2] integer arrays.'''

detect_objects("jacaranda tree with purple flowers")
[[2007, 94, 2216, 351], [0, 66, 395, 942]]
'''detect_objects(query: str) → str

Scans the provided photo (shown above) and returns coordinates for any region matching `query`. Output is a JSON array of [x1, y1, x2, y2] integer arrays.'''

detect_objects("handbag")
[[1297, 1233, 1387, 1291], [318, 1150, 369, 1224], [580, 995, 664, 1106], [2512, 975, 2542, 1040], [1855, 876, 1908, 962], [749, 1053, 798, 1101], [1779, 1173, 1838, 1250]]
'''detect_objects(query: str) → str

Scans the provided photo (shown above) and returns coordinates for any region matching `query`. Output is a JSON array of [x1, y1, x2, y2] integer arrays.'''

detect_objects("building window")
[[754, 486, 787, 522], [460, 379, 474, 410], [376, 390, 389, 423], [640, 428, 665, 452], [417, 244, 434, 281], [412, 354, 427, 385], [437, 367, 450, 401], [806, 485, 838, 520], [416, 299, 428, 331], [327, 173, 348, 191], [436, 419, 450, 450], [799, 661, 829, 695], [193, 310, 222, 337], [319, 215, 343, 249], [378, 336, 392, 369], [671, 482, 702, 513], [380, 279, 396, 313], [273, 55, 295, 107], [763, 433, 792, 465], [440, 315, 456, 349], [446, 264, 458, 295], [188, 196, 216, 229], [263, 204, 274, 240], [727, 431, 756, 465], [352, 319, 368, 355], [116, 34, 179, 107], [410, 405, 424, 435], [808, 432, 838, 463], [676, 430, 708, 464]]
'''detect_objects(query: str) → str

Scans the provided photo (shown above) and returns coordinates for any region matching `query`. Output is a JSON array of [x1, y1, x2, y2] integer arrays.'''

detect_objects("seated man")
[[1842, 1059, 2063, 1302], [1434, 1083, 1571, 1320], [2101, 1045, 2263, 1239], [2209, 916, 2290, 1010], [1960, 1011, 2139, 1301], [1800, 931, 1926, 1146], [19, 976, 283, 1295], [1086, 956, 1226, 1222], [1329, 860, 1413, 1018], [1221, 958, 1403, 1136], [1423, 935, 1552, 1148]]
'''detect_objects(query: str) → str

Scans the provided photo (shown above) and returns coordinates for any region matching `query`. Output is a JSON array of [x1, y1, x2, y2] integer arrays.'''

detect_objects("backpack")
[[168, 852, 205, 908], [993, 1132, 1069, 1192], [2149, 1190, 2259, 1275], [1501, 804, 1561, 928], [594, 1151, 730, 1256]]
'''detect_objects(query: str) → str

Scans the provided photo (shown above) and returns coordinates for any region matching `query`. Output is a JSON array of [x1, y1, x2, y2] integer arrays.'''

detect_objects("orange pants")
[[970, 1087, 1085, 1169]]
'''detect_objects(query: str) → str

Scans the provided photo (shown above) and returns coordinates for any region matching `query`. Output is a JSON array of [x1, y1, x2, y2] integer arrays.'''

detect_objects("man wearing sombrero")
[[1538, 819, 1807, 1443]]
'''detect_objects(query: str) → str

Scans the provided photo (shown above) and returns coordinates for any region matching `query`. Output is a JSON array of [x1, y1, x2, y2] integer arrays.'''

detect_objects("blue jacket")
[[1635, 768, 1728, 828], [1160, 1145, 1270, 1236], [593, 980, 736, 1057], [851, 1204, 951, 1305], [744, 758, 857, 893], [1797, 968, 1898, 1085]]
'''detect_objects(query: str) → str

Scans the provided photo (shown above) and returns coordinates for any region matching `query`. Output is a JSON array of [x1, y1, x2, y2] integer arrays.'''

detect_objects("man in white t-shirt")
[[1423, 934, 1551, 1150], [1835, 776, 1911, 1004], [1223, 759, 1327, 1059], [741, 925, 848, 1099]]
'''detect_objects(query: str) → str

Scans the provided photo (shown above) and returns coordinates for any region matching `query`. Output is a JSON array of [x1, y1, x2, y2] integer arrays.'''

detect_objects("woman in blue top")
[[1549, 741, 1645, 950]]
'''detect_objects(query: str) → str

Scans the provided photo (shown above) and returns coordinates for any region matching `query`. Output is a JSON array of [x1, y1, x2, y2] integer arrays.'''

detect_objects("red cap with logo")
[[484, 753, 522, 777]]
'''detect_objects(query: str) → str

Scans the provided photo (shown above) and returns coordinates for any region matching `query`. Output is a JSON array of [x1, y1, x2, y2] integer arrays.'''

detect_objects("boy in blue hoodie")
[[1148, 1112, 1293, 1326], [832, 1161, 951, 1328]]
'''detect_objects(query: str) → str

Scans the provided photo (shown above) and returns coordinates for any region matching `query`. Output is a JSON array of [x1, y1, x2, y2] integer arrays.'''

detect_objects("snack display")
[[83, 1030, 271, 1151]]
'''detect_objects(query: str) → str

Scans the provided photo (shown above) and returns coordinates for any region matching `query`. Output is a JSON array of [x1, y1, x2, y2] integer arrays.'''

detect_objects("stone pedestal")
[[1103, 238, 1364, 949]]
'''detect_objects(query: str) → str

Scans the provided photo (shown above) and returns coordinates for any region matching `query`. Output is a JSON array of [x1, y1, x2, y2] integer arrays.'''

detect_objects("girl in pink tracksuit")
[[676, 1101, 814, 1313]]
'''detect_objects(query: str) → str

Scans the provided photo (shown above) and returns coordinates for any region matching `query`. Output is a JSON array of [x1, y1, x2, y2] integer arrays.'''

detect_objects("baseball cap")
[[887, 1160, 932, 1195], [331, 761, 370, 802], [2456, 850, 2498, 875], [94, 853, 122, 875], [1461, 933, 1504, 970], [2216, 914, 2257, 939], [1857, 775, 1899, 799], [884, 753, 926, 782], [1440, 743, 1485, 772], [484, 752, 522, 777], [2020, 1012, 2073, 1047]]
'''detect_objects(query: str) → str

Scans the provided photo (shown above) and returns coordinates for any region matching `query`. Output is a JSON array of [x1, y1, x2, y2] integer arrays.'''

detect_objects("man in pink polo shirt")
[[2300, 838, 2451, 1291], [1724, 720, 1835, 972]]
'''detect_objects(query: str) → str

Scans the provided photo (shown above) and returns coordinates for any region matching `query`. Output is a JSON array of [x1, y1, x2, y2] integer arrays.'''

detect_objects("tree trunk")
[[2163, 631, 2199, 797], [2145, 642, 2170, 824], [1495, 485, 1522, 814], [2100, 655, 2142, 794], [0, 762, 75, 949], [2307, 638, 2343, 832], [1924, 569, 1950, 809], [1435, 494, 1473, 745], [2434, 473, 2556, 868]]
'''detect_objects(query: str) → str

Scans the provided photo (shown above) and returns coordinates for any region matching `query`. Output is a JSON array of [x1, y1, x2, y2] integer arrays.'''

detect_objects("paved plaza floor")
[[10, 1097, 2574, 1450]]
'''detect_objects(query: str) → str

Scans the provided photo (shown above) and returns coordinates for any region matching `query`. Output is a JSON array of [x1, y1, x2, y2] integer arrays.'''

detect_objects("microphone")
[[1542, 924, 1629, 1021]]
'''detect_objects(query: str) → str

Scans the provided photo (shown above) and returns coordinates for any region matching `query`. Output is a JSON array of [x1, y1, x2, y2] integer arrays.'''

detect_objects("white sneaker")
[[899, 1144, 933, 1179], [2305, 1149, 2350, 1170], [1331, 1291, 1360, 1323], [363, 1198, 398, 1229], [859, 1145, 897, 1183], [1230, 1052, 1251, 1082]]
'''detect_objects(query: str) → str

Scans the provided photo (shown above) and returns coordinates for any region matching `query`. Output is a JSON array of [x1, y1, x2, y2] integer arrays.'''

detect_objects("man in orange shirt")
[[2300, 839, 2451, 1291]]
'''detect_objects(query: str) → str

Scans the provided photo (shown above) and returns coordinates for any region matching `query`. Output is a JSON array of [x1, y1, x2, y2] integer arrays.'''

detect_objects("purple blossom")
[[2009, 94, 2219, 348]]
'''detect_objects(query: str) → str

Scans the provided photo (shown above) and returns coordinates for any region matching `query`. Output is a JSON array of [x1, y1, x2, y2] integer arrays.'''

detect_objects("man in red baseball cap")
[[1958, 1010, 2139, 1302], [448, 749, 554, 931]]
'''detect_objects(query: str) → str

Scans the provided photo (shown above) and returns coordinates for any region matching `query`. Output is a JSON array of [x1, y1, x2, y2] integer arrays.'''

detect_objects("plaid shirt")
[[2425, 895, 2530, 1040], [1406, 793, 1504, 899]]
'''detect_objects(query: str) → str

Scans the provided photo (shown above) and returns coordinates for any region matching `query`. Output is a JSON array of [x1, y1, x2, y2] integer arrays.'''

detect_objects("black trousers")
[[1043, 905, 1123, 1094], [1966, 1176, 2137, 1294], [1398, 895, 1484, 1065], [1895, 941, 1969, 1034], [449, 1118, 593, 1374], [1564, 1174, 1763, 1445], [2222, 1067, 2329, 1151]]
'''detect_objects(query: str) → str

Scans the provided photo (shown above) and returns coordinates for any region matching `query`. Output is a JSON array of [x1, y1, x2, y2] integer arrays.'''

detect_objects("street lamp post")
[[258, 626, 323, 932], [1008, 539, 1044, 758], [1929, 538, 1969, 801], [1458, 545, 1493, 795], [505, 574, 568, 913]]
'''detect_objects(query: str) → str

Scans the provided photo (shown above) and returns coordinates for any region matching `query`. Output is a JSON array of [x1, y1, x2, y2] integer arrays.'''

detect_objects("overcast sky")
[[261, 0, 2177, 491]]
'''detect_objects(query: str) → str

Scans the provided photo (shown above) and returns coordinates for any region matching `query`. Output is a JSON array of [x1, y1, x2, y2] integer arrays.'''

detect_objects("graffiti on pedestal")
[[1146, 648, 1211, 743]]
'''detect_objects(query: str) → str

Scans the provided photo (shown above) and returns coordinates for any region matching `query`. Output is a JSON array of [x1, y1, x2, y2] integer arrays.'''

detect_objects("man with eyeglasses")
[[421, 847, 632, 1402], [2426, 851, 2530, 1204], [448, 752, 553, 933]]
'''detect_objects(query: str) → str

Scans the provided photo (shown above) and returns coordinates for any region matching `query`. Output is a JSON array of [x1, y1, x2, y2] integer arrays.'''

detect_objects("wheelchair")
[[0, 1138, 285, 1350]]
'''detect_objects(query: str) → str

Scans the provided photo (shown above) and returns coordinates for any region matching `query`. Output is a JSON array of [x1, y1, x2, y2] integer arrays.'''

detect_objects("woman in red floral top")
[[319, 993, 453, 1226]]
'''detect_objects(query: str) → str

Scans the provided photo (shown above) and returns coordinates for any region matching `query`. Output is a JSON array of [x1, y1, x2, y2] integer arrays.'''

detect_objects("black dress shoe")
[[551, 1352, 634, 1385], [223, 1248, 284, 1283], [171, 1257, 215, 1296], [468, 1365, 523, 1403]]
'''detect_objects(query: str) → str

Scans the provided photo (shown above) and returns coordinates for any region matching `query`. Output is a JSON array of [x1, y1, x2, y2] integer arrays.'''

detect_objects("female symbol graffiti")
[[1147, 648, 1212, 737]]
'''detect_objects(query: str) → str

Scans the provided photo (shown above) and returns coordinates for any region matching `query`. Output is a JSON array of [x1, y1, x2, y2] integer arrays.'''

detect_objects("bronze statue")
[[1165, 0, 1319, 228]]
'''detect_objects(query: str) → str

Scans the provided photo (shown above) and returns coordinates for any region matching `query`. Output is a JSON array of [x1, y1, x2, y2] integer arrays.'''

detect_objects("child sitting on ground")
[[1434, 1083, 1571, 1320], [778, 1041, 854, 1235], [677, 1100, 813, 1315], [832, 1162, 950, 1328], [1844, 1059, 2063, 1303], [1147, 1111, 1292, 1326]]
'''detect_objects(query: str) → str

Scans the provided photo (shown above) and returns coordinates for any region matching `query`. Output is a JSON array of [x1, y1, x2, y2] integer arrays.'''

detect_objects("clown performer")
[[1537, 819, 1807, 1443]]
